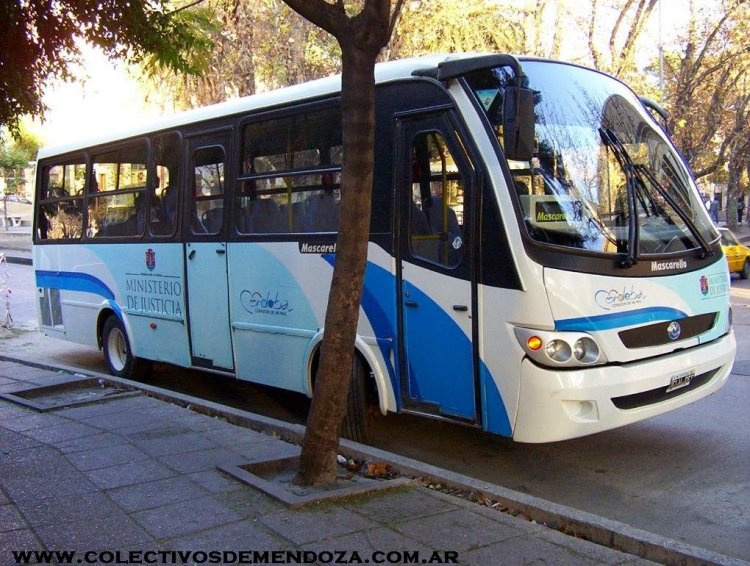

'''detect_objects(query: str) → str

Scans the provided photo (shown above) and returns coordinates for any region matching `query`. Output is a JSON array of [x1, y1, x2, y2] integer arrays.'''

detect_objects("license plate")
[[666, 370, 694, 393]]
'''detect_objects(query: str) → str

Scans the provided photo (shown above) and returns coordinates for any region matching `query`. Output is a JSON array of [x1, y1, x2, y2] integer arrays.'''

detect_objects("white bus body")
[[33, 54, 735, 443]]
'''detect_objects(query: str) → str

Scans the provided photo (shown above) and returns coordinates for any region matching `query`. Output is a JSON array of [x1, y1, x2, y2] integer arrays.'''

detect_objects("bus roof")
[[37, 53, 491, 160]]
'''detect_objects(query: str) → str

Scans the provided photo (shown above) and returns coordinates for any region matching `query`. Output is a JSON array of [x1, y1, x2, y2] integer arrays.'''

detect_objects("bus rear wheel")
[[101, 316, 152, 380], [341, 354, 372, 444]]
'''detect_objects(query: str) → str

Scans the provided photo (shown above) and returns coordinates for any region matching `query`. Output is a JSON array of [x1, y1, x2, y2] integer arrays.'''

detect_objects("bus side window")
[[237, 106, 342, 235], [408, 132, 465, 268], [192, 146, 225, 235], [151, 133, 180, 237], [88, 144, 148, 238], [36, 161, 85, 241]]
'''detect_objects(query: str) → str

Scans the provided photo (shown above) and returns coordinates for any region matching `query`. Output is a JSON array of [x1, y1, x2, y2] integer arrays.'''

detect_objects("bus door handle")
[[215, 248, 226, 255], [452, 305, 468, 312], [405, 300, 419, 308], [188, 249, 196, 260]]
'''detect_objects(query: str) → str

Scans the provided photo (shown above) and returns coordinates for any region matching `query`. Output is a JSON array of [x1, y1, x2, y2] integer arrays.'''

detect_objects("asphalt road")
[[2, 259, 749, 561]]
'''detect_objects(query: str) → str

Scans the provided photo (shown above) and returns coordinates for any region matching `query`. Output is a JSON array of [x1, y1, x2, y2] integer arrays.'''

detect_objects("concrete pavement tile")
[[343, 486, 460, 524], [107, 476, 211, 513], [537, 527, 654, 565], [14, 491, 121, 528], [0, 377, 16, 386], [131, 495, 243, 539], [65, 443, 150, 472], [55, 432, 128, 454], [35, 513, 153, 551], [20, 421, 100, 445], [164, 519, 287, 551], [187, 470, 244, 495], [0, 444, 57, 467], [300, 525, 434, 555], [53, 396, 148, 420], [392, 508, 526, 552], [201, 424, 274, 447], [125, 426, 192, 441], [459, 531, 647, 565], [1, 412, 70, 433], [132, 432, 218, 457], [259, 506, 377, 546], [0, 402, 33, 419], [0, 428, 42, 454], [0, 504, 27, 532], [84, 458, 177, 490], [157, 447, 248, 474], [214, 486, 281, 519], [0, 458, 98, 502], [77, 411, 173, 434], [0, 529, 44, 564], [231, 439, 301, 462], [0, 366, 62, 383]]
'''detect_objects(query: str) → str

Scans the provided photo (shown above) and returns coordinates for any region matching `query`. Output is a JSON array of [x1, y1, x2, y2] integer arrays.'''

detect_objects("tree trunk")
[[295, 46, 379, 487]]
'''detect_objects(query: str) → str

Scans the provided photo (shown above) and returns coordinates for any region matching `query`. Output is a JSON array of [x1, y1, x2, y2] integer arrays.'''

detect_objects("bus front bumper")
[[512, 331, 736, 443]]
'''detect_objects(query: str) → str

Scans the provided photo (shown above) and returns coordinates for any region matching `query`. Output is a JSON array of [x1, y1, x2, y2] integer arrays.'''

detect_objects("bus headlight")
[[573, 337, 599, 364], [545, 340, 571, 362], [514, 327, 607, 368]]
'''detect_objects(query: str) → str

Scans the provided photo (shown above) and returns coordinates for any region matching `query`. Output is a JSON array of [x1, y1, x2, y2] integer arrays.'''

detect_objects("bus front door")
[[185, 132, 234, 371], [397, 118, 479, 424]]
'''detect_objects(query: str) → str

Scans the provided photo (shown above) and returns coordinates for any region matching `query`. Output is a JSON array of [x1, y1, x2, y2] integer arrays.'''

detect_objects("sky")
[[33, 0, 709, 148]]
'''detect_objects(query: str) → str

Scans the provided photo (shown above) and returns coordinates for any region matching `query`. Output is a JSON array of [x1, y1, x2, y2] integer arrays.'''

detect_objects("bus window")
[[36, 160, 85, 240], [409, 132, 465, 268], [237, 106, 342, 234], [88, 143, 148, 238], [192, 146, 225, 235], [151, 133, 180, 237]]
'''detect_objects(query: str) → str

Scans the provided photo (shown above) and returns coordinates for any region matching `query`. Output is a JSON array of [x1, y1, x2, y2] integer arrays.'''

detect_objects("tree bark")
[[281, 0, 403, 487], [296, 45, 378, 486]]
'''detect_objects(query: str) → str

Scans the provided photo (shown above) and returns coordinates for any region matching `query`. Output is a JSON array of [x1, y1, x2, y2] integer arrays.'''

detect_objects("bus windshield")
[[466, 61, 717, 261]]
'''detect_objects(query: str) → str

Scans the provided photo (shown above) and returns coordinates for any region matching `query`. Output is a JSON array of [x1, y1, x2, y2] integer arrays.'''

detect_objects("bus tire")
[[341, 354, 371, 444], [101, 316, 152, 380], [741, 259, 750, 280]]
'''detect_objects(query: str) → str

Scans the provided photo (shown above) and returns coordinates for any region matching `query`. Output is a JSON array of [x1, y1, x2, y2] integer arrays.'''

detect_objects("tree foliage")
[[0, 124, 40, 194], [0, 0, 213, 137]]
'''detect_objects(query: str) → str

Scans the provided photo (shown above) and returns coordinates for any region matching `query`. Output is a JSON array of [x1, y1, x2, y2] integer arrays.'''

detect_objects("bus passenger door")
[[185, 132, 234, 370], [396, 116, 479, 423]]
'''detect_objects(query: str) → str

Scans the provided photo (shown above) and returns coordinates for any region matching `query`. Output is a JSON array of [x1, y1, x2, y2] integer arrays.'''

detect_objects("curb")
[[1, 353, 745, 566]]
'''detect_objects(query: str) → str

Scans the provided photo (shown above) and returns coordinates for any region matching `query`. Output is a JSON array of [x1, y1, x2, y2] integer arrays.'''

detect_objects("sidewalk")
[[1, 358, 744, 566]]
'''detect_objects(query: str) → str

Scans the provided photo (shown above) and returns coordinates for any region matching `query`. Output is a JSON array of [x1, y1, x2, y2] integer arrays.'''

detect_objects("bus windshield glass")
[[466, 61, 717, 260]]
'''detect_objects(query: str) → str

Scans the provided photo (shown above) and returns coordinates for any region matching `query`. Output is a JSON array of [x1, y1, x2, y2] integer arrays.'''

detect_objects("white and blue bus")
[[33, 54, 735, 443]]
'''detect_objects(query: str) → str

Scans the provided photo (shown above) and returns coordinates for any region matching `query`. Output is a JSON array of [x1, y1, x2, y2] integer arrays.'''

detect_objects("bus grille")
[[611, 369, 718, 410], [39, 288, 63, 327], [618, 313, 717, 349]]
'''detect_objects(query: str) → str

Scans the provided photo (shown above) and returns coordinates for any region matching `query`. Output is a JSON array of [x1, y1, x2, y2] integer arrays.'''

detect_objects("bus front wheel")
[[341, 354, 372, 444], [102, 316, 152, 380]]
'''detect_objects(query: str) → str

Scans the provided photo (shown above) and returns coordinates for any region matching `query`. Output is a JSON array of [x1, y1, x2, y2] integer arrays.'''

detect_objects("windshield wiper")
[[633, 162, 712, 258], [599, 128, 639, 267], [599, 128, 712, 264]]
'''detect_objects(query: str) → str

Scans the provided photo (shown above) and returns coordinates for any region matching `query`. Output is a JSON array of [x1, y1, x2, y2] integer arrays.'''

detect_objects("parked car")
[[719, 227, 750, 279]]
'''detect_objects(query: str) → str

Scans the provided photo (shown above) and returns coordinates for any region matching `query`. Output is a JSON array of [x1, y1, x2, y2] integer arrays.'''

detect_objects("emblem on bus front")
[[667, 321, 682, 340], [145, 248, 156, 272]]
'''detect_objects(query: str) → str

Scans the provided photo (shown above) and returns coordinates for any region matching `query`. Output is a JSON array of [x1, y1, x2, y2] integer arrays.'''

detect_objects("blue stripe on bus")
[[322, 253, 512, 434], [555, 307, 687, 332], [35, 270, 115, 301]]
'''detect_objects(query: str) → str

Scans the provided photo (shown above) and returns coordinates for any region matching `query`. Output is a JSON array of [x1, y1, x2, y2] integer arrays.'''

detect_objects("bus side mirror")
[[503, 87, 535, 162]]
